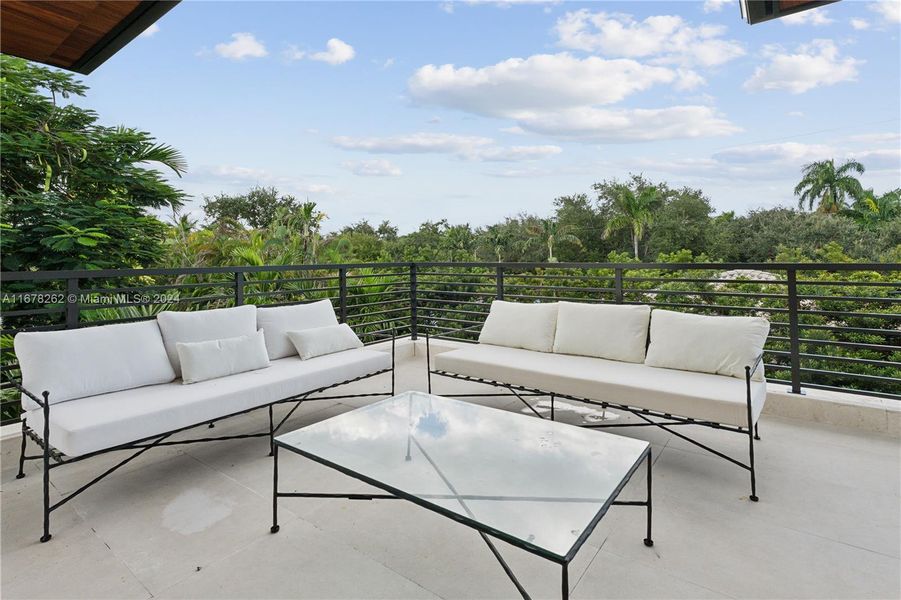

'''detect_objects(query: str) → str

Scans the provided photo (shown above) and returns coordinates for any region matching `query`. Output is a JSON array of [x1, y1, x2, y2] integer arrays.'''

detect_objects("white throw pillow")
[[14, 320, 176, 406], [157, 305, 257, 376], [553, 302, 650, 363], [177, 330, 270, 384], [478, 300, 558, 353], [644, 309, 770, 380], [256, 299, 339, 360], [286, 324, 363, 360]]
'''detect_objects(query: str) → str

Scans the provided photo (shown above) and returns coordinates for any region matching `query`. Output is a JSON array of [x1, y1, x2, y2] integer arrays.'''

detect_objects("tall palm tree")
[[603, 185, 661, 260], [794, 159, 865, 213], [527, 219, 581, 263]]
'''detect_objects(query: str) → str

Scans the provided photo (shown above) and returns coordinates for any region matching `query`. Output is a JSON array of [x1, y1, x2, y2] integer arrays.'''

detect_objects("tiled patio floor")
[[2, 350, 899, 599]]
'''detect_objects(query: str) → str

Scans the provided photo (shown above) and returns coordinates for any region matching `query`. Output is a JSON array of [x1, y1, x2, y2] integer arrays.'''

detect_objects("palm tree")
[[794, 159, 865, 213], [481, 225, 512, 262], [602, 185, 661, 260], [844, 189, 901, 227], [527, 219, 581, 263]]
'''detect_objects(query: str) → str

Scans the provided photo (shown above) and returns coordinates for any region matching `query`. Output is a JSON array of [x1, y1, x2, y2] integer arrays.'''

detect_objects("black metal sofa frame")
[[9, 332, 396, 544], [424, 332, 764, 501]]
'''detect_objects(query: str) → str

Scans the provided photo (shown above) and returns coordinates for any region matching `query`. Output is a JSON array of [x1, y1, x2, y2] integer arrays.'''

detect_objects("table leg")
[[270, 444, 280, 534], [644, 451, 653, 547], [561, 562, 569, 600]]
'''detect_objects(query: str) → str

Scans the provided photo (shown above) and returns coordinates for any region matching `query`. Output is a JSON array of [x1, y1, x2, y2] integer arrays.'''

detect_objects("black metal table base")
[[270, 444, 653, 600]]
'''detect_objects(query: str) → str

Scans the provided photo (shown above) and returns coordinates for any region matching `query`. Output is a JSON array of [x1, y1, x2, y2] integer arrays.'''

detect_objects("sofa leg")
[[748, 427, 758, 502], [268, 405, 274, 457], [16, 420, 27, 479], [754, 423, 760, 441], [40, 392, 52, 542], [550, 395, 555, 421]]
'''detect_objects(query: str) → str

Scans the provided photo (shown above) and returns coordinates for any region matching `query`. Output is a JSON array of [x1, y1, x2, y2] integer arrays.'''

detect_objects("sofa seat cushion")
[[433, 344, 766, 428], [27, 348, 391, 458]]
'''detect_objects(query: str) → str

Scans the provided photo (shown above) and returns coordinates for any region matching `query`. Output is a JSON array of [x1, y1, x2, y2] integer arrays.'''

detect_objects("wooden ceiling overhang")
[[1, 1, 178, 74]]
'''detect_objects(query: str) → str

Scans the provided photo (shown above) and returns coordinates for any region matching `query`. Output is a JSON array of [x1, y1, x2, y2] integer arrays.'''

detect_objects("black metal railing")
[[2, 261, 899, 424]]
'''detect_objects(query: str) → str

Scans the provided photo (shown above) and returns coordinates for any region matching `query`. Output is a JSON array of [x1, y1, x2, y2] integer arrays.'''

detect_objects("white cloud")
[[787, 111, 805, 117], [188, 165, 334, 195], [139, 23, 160, 38], [409, 53, 675, 114], [703, 0, 731, 13], [780, 8, 834, 26], [408, 52, 739, 142], [283, 45, 306, 61], [342, 159, 403, 177], [513, 105, 740, 142], [850, 18, 870, 30], [870, 0, 901, 23], [310, 38, 355, 65], [214, 33, 268, 60], [554, 10, 745, 67], [332, 132, 561, 161], [440, 2, 455, 13], [847, 148, 901, 170], [380, 57, 395, 69], [713, 142, 834, 164], [847, 132, 901, 144], [743, 40, 862, 94]]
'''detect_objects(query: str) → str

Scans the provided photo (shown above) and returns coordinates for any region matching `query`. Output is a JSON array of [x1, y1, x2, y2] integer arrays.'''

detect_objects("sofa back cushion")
[[478, 300, 558, 353], [644, 309, 770, 380], [14, 320, 176, 407], [553, 302, 650, 363], [177, 330, 270, 384], [256, 300, 339, 360], [287, 324, 364, 360], [157, 305, 257, 376]]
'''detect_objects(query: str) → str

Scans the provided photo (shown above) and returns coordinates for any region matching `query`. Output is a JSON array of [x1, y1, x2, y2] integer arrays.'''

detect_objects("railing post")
[[786, 267, 802, 394], [338, 267, 348, 323], [409, 263, 418, 340], [234, 271, 244, 306], [496, 265, 504, 300], [614, 267, 623, 304], [65, 278, 79, 329]]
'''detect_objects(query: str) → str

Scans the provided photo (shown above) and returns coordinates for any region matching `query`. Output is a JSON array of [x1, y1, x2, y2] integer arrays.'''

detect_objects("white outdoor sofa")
[[427, 300, 769, 500], [10, 300, 395, 543]]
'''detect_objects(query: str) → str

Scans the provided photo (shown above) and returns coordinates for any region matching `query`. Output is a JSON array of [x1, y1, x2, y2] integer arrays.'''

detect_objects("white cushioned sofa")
[[11, 300, 394, 542], [428, 300, 768, 500]]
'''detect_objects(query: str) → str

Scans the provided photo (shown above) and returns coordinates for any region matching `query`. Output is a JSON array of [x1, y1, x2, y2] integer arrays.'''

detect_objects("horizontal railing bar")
[[243, 289, 336, 300], [78, 281, 234, 293], [797, 308, 901, 320], [78, 294, 234, 310], [794, 367, 899, 384], [417, 271, 496, 278], [623, 288, 786, 300], [243, 275, 339, 286], [344, 307, 409, 320], [766, 349, 901, 368], [501, 273, 615, 282], [771, 321, 901, 337], [423, 315, 485, 327], [346, 298, 410, 310], [0, 306, 66, 318], [416, 297, 493, 309], [420, 306, 489, 317], [620, 300, 787, 314], [769, 336, 900, 353], [414, 261, 900, 271], [796, 294, 901, 303], [624, 276, 786, 285], [504, 284, 617, 294], [796, 279, 901, 287], [347, 288, 411, 299], [413, 279, 496, 288], [0, 262, 414, 281]]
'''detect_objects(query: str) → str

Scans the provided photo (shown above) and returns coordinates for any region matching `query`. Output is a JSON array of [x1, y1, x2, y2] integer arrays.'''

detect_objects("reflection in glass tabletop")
[[275, 391, 651, 563]]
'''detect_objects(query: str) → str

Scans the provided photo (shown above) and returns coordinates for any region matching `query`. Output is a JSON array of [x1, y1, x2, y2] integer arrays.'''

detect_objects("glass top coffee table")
[[271, 391, 653, 600]]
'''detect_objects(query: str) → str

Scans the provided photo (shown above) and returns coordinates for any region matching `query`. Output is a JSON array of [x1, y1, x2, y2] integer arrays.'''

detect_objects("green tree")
[[0, 55, 187, 270], [794, 159, 865, 213], [202, 186, 298, 229], [646, 188, 713, 258], [844, 189, 901, 228], [479, 224, 514, 262], [600, 183, 662, 260], [527, 219, 582, 263]]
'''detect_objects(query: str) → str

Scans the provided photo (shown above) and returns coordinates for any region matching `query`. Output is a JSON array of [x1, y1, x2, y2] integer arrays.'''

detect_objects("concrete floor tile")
[[156, 517, 439, 599]]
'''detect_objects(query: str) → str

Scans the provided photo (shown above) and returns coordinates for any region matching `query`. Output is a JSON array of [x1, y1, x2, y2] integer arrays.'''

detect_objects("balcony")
[[1, 262, 899, 599]]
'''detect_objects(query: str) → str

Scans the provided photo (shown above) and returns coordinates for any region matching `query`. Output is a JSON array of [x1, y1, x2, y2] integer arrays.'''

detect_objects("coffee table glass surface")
[[275, 391, 650, 562]]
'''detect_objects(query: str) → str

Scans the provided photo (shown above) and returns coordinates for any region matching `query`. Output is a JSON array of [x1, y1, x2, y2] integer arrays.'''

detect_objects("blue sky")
[[79, 0, 901, 232]]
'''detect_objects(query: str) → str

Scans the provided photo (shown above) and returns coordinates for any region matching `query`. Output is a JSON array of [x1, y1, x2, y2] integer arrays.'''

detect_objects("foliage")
[[0, 55, 186, 271], [596, 175, 663, 259], [202, 186, 300, 230]]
